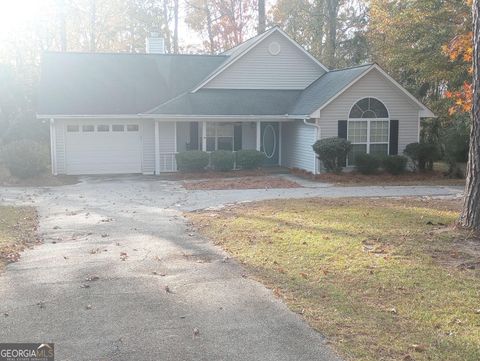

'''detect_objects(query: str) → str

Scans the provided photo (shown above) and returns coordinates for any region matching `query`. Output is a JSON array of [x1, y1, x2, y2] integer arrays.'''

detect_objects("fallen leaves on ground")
[[183, 176, 301, 190]]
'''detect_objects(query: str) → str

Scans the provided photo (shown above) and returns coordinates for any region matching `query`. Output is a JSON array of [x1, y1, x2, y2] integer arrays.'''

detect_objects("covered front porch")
[[154, 118, 311, 174]]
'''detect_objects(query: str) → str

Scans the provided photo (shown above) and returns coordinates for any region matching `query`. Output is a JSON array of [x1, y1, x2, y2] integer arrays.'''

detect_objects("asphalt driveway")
[[0, 177, 463, 360]]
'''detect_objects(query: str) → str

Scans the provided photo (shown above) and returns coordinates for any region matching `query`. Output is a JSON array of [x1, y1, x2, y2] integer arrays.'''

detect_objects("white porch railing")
[[158, 153, 177, 172]]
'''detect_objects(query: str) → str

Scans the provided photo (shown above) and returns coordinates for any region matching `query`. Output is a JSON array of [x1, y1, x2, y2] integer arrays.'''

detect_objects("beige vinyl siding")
[[281, 120, 316, 173], [142, 120, 155, 174], [54, 119, 66, 174], [205, 32, 325, 90], [242, 122, 257, 149], [318, 69, 421, 155]]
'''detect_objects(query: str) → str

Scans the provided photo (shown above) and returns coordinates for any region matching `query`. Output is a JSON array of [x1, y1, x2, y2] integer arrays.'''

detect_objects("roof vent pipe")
[[146, 33, 165, 54]]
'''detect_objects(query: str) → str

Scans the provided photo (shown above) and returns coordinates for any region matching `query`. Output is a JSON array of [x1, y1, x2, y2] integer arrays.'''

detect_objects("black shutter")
[[389, 119, 399, 155], [234, 124, 242, 151], [338, 120, 348, 139], [338, 120, 348, 167]]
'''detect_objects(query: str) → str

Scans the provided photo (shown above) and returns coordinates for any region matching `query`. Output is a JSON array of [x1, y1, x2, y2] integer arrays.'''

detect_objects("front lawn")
[[188, 198, 480, 361], [0, 206, 38, 269]]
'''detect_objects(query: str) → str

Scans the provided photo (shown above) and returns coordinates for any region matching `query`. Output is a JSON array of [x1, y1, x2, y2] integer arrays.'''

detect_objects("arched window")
[[349, 97, 389, 118], [347, 98, 389, 164]]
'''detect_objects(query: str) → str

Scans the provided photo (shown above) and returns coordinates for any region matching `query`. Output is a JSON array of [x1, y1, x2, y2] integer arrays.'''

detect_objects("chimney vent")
[[146, 33, 165, 54]]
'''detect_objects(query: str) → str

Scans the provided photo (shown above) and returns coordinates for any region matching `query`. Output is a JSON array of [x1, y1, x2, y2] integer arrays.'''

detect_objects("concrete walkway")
[[0, 177, 463, 361]]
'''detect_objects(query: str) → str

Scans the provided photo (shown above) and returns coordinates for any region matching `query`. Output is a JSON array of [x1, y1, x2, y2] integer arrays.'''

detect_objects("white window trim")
[[206, 122, 234, 151], [347, 118, 390, 166]]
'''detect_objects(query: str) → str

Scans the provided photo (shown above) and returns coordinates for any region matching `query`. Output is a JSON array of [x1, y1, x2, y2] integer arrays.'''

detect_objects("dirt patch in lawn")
[[182, 176, 302, 190], [0, 165, 78, 187], [292, 168, 466, 186], [0, 206, 40, 270], [187, 197, 480, 361]]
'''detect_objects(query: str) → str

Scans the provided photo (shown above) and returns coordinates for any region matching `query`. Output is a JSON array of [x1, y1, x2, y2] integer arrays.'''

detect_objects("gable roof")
[[191, 27, 329, 92], [146, 89, 302, 116], [293, 63, 434, 118], [37, 52, 227, 116]]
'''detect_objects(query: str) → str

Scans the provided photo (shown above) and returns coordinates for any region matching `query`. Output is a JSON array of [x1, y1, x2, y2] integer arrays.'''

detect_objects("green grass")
[[0, 206, 38, 268], [188, 198, 480, 361]]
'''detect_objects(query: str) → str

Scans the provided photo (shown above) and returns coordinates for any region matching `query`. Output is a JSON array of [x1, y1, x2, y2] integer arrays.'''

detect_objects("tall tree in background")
[[258, 0, 266, 34], [271, 0, 367, 67], [368, 0, 470, 110], [460, 0, 480, 229], [89, 0, 96, 52], [185, 0, 256, 53]]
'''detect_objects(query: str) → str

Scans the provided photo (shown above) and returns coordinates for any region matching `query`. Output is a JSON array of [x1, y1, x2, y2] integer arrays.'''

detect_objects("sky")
[[0, 0, 276, 51]]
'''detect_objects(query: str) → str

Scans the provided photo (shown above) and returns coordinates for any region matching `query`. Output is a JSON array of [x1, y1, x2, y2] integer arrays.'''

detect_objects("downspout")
[[303, 118, 321, 174]]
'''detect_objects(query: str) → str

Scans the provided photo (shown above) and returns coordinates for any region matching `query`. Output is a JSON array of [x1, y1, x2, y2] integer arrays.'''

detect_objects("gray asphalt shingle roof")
[[146, 89, 302, 116], [290, 64, 373, 115], [37, 45, 374, 118], [38, 52, 227, 115]]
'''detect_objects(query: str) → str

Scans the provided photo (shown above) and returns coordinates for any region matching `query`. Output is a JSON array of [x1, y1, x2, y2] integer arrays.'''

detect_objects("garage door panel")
[[65, 121, 142, 175]]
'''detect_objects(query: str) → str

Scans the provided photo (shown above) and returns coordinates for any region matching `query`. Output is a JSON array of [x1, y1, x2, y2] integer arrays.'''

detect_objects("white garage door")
[[65, 121, 142, 175]]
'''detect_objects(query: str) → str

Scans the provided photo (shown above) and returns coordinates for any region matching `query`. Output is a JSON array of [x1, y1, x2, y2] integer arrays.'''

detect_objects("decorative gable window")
[[347, 98, 389, 164]]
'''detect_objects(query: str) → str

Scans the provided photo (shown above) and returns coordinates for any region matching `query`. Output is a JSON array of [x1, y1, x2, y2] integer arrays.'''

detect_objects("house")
[[37, 27, 434, 176]]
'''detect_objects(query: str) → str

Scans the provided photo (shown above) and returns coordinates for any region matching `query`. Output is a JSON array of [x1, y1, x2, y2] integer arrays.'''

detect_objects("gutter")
[[37, 114, 310, 121]]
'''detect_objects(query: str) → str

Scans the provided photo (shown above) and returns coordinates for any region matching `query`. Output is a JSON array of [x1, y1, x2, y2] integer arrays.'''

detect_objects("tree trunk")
[[57, 0, 67, 51], [162, 0, 172, 53], [258, 0, 266, 34], [173, 0, 179, 53], [89, 0, 96, 52], [205, 4, 215, 54], [460, 0, 480, 230], [325, 0, 339, 67]]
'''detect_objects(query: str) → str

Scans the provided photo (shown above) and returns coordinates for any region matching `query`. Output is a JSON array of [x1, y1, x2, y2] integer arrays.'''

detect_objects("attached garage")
[[63, 120, 143, 175]]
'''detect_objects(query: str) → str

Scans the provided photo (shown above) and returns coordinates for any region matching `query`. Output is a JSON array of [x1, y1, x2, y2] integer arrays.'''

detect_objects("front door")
[[261, 122, 279, 166]]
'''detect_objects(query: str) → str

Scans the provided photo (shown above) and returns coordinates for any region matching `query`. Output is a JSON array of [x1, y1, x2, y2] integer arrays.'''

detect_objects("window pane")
[[216, 123, 234, 137], [349, 104, 363, 118], [370, 121, 389, 142], [348, 144, 367, 165], [112, 124, 124, 132], [348, 121, 367, 143], [82, 125, 94, 132], [370, 144, 388, 157], [206, 123, 215, 137], [97, 124, 109, 132], [217, 137, 233, 151], [127, 124, 139, 131], [370, 98, 389, 118], [67, 125, 79, 132], [206, 137, 215, 151]]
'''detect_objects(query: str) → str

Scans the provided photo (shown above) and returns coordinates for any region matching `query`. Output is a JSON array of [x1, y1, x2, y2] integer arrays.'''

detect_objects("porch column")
[[154, 120, 160, 174], [256, 120, 261, 151], [202, 121, 207, 151]]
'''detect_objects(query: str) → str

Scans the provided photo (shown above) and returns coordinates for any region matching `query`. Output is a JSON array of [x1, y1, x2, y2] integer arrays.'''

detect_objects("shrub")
[[354, 153, 381, 174], [235, 150, 265, 169], [403, 142, 440, 171], [312, 137, 352, 173], [211, 150, 234, 171], [175, 151, 209, 172], [441, 123, 469, 178], [1, 140, 49, 178], [383, 155, 408, 175]]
